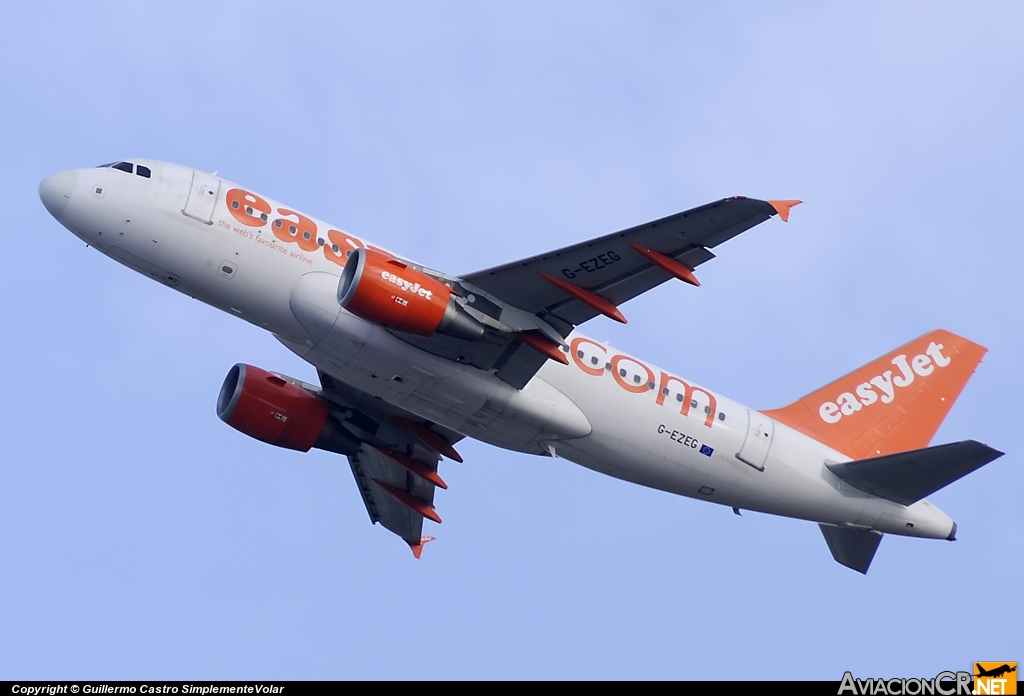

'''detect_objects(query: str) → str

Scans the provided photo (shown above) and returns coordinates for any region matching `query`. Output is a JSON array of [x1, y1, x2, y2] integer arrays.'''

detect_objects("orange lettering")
[[324, 229, 364, 267], [611, 355, 654, 394], [570, 337, 607, 376], [657, 372, 717, 427], [272, 208, 319, 253], [226, 189, 270, 227]]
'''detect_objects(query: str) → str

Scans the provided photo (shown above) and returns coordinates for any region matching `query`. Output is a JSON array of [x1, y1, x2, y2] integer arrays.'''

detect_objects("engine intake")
[[217, 364, 360, 455], [338, 248, 484, 340]]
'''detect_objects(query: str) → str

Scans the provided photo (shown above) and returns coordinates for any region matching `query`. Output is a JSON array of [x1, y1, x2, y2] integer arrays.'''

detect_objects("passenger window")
[[112, 161, 133, 174], [136, 165, 151, 178]]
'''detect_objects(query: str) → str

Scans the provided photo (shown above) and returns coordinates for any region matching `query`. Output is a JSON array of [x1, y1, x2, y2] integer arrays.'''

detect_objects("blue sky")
[[2, 2, 1021, 679]]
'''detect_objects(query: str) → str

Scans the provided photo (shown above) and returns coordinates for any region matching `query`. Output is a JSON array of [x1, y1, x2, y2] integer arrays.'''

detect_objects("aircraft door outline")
[[182, 170, 221, 225], [737, 408, 774, 471]]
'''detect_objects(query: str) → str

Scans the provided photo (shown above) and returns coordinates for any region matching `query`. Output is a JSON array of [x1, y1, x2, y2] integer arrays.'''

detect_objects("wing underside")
[[444, 197, 786, 390], [462, 196, 786, 327], [348, 443, 433, 545], [403, 197, 791, 388], [314, 369, 460, 555]]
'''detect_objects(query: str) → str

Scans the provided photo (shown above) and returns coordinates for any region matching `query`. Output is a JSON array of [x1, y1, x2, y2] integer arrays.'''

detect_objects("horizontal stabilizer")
[[820, 525, 882, 574], [827, 440, 1003, 506]]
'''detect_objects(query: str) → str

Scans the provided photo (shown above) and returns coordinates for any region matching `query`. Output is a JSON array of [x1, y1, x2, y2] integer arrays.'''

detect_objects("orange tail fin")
[[764, 330, 987, 459]]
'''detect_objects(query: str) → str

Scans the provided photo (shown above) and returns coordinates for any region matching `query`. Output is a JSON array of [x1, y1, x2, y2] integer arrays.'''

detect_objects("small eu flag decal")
[[699, 444, 714, 457]]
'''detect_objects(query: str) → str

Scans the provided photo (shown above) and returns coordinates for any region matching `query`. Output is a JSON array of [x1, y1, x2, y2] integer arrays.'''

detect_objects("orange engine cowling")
[[337, 248, 484, 340], [216, 364, 360, 455]]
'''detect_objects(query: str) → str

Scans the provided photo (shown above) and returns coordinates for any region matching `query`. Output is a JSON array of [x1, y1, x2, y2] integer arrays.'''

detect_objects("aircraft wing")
[[404, 197, 794, 387], [315, 369, 461, 557], [391, 197, 794, 389], [347, 443, 437, 553], [461, 197, 795, 329]]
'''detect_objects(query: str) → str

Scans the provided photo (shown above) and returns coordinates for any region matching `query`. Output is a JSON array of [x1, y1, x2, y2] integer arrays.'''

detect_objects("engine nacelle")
[[338, 248, 484, 340], [217, 364, 360, 455]]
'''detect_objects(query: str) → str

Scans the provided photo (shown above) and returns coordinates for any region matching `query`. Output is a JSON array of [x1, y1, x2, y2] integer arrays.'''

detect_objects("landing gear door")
[[181, 170, 221, 225], [737, 409, 774, 471]]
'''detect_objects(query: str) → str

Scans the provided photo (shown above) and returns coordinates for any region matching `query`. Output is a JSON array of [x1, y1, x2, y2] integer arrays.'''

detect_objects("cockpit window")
[[97, 161, 152, 177], [97, 160, 152, 178]]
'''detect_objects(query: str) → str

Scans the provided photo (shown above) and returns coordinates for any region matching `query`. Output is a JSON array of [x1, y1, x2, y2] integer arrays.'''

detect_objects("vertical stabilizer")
[[764, 330, 986, 459]]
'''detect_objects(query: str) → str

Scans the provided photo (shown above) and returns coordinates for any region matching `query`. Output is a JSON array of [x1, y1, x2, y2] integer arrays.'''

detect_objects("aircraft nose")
[[39, 169, 79, 221]]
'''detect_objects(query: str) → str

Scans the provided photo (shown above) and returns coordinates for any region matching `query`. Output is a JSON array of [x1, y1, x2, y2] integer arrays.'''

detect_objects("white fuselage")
[[45, 160, 956, 541]]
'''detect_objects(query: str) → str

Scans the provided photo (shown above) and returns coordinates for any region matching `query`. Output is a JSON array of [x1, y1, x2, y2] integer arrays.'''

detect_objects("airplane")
[[975, 665, 1016, 679], [38, 159, 1004, 573]]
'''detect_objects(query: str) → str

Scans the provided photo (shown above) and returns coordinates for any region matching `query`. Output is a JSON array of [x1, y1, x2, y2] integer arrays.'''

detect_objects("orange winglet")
[[375, 446, 448, 489], [389, 417, 464, 463], [539, 273, 627, 324], [408, 536, 436, 559], [627, 243, 700, 287], [371, 478, 442, 524], [768, 200, 802, 222], [516, 330, 569, 365]]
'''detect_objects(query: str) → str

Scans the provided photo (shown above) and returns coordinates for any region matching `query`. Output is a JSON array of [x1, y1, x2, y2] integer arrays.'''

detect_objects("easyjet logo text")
[[224, 187, 374, 268], [818, 342, 951, 424], [570, 337, 719, 428], [383, 271, 433, 300]]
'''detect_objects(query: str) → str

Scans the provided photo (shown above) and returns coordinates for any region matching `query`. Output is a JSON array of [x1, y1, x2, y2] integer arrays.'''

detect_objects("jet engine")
[[216, 364, 360, 455], [338, 248, 484, 340]]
